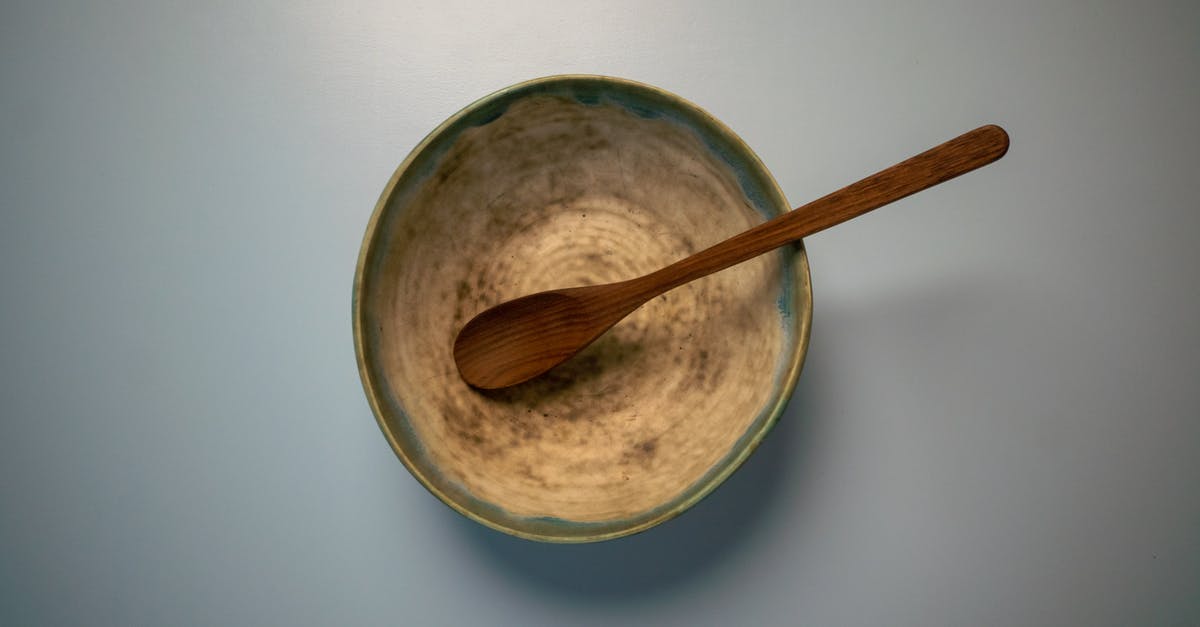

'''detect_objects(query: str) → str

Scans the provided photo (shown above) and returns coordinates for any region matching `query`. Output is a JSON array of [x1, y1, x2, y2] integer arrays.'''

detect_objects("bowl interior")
[[355, 76, 811, 542]]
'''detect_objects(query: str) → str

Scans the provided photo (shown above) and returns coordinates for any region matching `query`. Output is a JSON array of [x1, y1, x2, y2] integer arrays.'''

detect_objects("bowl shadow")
[[453, 363, 818, 602]]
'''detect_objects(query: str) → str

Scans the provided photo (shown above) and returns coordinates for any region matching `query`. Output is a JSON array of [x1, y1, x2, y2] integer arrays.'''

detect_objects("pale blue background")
[[2, 1, 1198, 625]]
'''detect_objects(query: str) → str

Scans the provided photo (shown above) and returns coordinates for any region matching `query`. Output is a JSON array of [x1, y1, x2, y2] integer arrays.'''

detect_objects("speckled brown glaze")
[[361, 87, 803, 528]]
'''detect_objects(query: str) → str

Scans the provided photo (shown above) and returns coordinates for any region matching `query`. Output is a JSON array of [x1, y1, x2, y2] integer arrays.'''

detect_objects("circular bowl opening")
[[354, 75, 812, 542]]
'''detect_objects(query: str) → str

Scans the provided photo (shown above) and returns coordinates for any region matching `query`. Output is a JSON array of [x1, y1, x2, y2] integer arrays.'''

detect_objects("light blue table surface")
[[3, 2, 1197, 625]]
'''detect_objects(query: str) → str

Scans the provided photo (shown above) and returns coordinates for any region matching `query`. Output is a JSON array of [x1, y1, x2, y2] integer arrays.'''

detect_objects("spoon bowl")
[[453, 288, 617, 389]]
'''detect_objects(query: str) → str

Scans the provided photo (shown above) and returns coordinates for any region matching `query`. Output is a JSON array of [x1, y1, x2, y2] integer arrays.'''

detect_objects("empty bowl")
[[353, 75, 812, 542]]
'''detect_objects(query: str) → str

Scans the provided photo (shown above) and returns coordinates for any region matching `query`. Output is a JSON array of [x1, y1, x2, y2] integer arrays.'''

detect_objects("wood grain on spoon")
[[455, 124, 1010, 389]]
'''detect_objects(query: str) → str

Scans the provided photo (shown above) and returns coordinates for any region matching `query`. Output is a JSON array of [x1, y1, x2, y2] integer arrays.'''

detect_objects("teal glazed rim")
[[353, 75, 813, 542]]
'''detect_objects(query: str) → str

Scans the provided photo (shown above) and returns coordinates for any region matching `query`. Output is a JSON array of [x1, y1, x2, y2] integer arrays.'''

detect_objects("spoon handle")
[[636, 124, 1009, 297]]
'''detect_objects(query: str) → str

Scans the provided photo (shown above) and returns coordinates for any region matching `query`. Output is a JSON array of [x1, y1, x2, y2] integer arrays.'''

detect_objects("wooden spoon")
[[454, 124, 1009, 389]]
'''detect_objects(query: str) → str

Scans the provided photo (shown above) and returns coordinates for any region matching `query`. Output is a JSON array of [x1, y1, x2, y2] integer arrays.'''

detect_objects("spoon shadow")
[[475, 331, 649, 405]]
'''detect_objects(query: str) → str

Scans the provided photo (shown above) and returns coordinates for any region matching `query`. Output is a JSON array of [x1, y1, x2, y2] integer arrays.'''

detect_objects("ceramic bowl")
[[353, 75, 812, 542]]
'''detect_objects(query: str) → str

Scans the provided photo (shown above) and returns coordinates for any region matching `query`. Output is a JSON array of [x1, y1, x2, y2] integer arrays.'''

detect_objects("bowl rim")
[[352, 74, 813, 543]]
